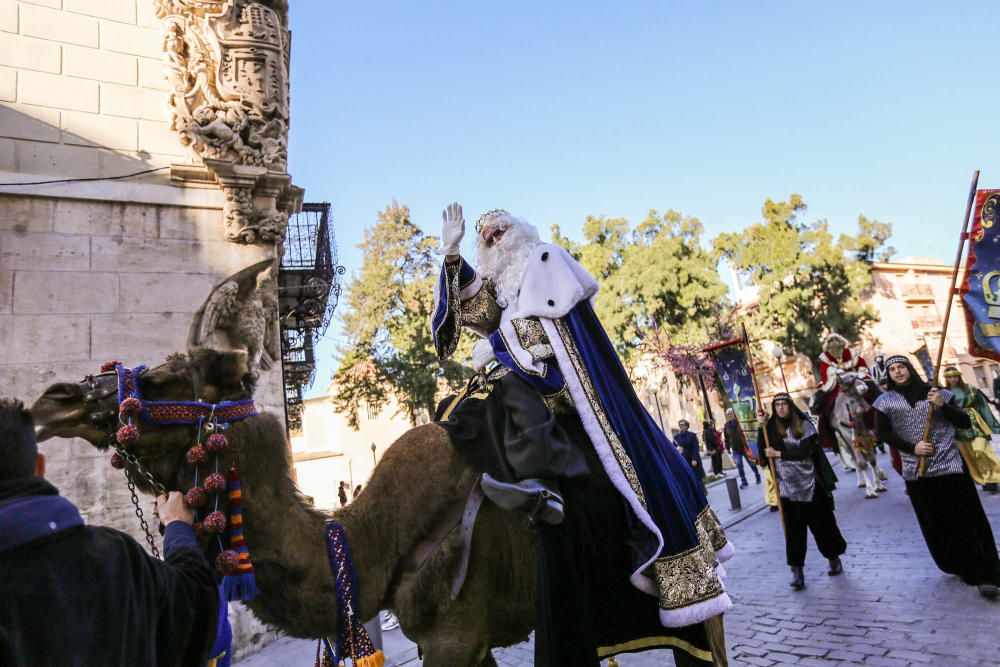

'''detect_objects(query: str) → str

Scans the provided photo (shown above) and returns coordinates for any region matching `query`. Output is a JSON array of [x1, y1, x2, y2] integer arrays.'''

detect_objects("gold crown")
[[475, 209, 510, 234]]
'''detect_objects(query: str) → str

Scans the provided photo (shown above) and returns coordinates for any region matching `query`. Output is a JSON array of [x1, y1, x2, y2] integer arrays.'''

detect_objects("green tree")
[[714, 195, 894, 379], [555, 210, 731, 366], [332, 201, 472, 428]]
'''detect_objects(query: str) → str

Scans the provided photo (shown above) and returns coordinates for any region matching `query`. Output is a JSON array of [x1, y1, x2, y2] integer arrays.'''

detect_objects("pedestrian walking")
[[724, 408, 760, 488], [758, 393, 846, 590], [674, 419, 706, 492], [702, 420, 724, 476], [943, 366, 1000, 494], [338, 481, 349, 507], [0, 398, 222, 666], [874, 356, 1000, 598]]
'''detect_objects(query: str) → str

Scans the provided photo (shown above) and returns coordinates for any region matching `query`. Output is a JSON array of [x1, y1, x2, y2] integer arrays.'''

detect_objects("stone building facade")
[[0, 0, 301, 658]]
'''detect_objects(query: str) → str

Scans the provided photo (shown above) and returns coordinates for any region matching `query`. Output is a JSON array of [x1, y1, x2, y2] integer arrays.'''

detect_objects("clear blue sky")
[[287, 1, 997, 396]]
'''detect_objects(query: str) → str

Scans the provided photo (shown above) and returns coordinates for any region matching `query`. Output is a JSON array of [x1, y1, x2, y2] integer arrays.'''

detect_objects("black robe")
[[0, 477, 219, 667]]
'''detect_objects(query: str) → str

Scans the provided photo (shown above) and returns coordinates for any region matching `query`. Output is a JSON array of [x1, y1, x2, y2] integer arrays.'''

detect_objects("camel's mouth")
[[31, 377, 118, 444], [481, 223, 507, 248]]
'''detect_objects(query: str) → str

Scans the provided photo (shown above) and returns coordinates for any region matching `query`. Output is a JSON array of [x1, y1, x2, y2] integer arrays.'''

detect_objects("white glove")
[[471, 338, 496, 371], [438, 202, 465, 256]]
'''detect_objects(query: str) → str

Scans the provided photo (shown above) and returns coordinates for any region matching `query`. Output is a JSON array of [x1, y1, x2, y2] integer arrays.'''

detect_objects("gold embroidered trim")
[[597, 636, 712, 663], [553, 318, 647, 510], [652, 541, 724, 611], [696, 506, 728, 554], [433, 262, 464, 359], [511, 316, 548, 349], [497, 327, 548, 378], [460, 279, 502, 339], [543, 384, 575, 415]]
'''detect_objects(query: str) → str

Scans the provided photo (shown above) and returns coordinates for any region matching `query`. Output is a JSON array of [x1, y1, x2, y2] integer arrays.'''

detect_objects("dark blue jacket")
[[674, 430, 705, 480]]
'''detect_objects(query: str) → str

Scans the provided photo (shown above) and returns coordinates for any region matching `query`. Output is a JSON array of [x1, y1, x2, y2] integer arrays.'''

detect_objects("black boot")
[[789, 566, 805, 590], [480, 474, 565, 524], [828, 557, 843, 576]]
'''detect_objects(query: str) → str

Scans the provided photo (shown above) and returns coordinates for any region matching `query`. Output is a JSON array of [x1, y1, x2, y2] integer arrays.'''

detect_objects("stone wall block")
[[0, 313, 91, 363], [120, 272, 217, 314], [0, 269, 11, 313], [138, 57, 166, 91], [91, 312, 191, 361], [0, 230, 90, 270], [0, 194, 54, 232], [99, 19, 141, 55], [20, 71, 99, 112], [15, 140, 101, 177], [139, 119, 180, 154], [0, 136, 13, 169], [13, 270, 118, 314], [99, 82, 141, 118], [21, 4, 99, 48], [0, 2, 17, 34], [158, 206, 221, 242], [66, 0, 137, 24], [0, 103, 61, 142], [61, 110, 138, 150], [0, 65, 14, 101], [0, 32, 61, 73], [64, 45, 137, 86], [0, 361, 95, 410], [91, 235, 209, 274], [140, 88, 166, 121], [137, 1, 159, 29]]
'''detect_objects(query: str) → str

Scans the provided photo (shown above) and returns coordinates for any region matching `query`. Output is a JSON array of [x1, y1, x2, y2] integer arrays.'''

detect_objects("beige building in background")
[[748, 256, 1000, 402], [291, 383, 414, 509], [0, 0, 302, 658]]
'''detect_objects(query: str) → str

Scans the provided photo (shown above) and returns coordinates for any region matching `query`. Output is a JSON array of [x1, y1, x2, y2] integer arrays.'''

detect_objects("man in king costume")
[[814, 333, 873, 468], [431, 204, 732, 665]]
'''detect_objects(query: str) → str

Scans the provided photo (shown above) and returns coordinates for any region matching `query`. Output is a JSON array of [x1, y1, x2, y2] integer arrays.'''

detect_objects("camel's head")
[[30, 349, 252, 494]]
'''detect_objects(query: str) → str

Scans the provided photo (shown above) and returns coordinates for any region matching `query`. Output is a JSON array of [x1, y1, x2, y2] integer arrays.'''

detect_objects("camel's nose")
[[43, 382, 84, 402]]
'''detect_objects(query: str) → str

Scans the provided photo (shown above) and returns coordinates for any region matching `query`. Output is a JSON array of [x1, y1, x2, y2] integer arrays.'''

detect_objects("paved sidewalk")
[[238, 450, 1000, 665]]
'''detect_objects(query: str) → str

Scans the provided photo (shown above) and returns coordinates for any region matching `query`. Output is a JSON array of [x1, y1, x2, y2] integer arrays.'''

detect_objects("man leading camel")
[[0, 398, 222, 666], [431, 203, 732, 664]]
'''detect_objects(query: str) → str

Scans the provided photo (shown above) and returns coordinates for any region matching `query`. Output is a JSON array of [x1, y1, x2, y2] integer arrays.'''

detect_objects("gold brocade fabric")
[[956, 437, 1000, 484], [460, 279, 502, 339], [542, 384, 575, 415], [511, 317, 554, 361]]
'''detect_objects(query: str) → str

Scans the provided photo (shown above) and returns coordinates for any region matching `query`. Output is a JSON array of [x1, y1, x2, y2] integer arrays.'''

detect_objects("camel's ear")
[[189, 348, 251, 400]]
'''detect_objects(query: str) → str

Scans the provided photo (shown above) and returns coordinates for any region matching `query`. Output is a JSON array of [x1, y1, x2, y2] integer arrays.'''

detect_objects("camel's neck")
[[232, 415, 470, 637]]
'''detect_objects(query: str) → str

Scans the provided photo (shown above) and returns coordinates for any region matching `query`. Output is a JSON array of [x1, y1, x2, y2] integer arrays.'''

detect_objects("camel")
[[30, 349, 727, 666], [831, 372, 887, 498]]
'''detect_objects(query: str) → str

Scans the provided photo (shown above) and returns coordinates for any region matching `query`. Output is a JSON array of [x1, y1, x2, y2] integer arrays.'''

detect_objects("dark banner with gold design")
[[704, 338, 761, 461], [962, 189, 1000, 363]]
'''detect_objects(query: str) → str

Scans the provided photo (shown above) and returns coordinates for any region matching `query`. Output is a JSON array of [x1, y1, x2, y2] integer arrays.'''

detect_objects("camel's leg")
[[853, 448, 878, 497], [869, 451, 888, 490]]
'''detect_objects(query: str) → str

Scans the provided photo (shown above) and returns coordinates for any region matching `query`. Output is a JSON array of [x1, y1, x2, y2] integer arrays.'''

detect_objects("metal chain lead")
[[115, 443, 165, 560]]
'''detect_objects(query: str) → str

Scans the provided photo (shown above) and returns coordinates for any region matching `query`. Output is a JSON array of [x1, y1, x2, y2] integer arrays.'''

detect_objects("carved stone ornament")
[[157, 0, 302, 245], [156, 0, 289, 170]]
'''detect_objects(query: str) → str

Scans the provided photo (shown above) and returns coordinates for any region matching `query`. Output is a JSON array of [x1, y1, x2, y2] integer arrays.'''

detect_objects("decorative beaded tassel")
[[221, 464, 259, 601]]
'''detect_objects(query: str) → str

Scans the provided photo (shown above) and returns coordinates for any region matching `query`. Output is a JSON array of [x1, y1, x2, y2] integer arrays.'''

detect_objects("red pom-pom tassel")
[[216, 549, 240, 575], [185, 444, 207, 465], [203, 511, 227, 534], [109, 451, 125, 469], [204, 472, 227, 493], [100, 360, 121, 373], [205, 433, 229, 454], [119, 397, 142, 417], [185, 486, 208, 508], [116, 424, 140, 446]]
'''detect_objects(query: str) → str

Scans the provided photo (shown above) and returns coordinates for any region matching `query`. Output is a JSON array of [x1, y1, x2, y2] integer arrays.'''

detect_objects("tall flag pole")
[[918, 170, 980, 476], [741, 323, 786, 534]]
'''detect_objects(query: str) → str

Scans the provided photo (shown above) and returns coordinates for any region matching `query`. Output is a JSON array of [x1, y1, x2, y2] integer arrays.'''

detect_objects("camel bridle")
[[75, 361, 259, 560]]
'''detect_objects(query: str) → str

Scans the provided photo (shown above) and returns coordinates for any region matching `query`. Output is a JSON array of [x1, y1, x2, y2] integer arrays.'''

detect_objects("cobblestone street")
[[241, 453, 1000, 665]]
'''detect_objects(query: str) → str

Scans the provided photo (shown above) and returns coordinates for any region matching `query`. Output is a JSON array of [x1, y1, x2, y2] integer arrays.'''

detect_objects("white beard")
[[476, 218, 541, 308]]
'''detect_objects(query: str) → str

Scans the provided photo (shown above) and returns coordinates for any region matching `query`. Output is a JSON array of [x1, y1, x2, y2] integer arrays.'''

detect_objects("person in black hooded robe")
[[758, 392, 846, 590], [873, 355, 1000, 598]]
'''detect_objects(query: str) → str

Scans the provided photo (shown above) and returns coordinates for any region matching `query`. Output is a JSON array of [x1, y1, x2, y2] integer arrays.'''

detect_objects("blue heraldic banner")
[[705, 340, 761, 461], [962, 189, 1000, 364]]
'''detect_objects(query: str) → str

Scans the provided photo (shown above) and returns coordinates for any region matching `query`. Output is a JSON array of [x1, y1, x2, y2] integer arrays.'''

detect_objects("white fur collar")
[[510, 243, 599, 320]]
